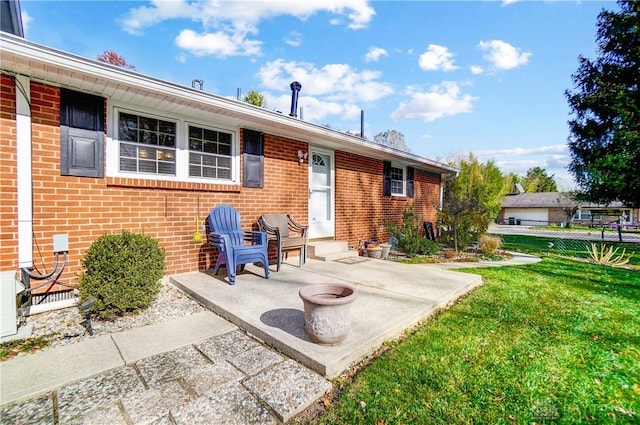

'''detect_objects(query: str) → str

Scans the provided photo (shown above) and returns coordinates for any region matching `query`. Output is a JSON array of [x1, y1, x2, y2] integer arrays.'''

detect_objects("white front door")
[[308, 149, 335, 239]]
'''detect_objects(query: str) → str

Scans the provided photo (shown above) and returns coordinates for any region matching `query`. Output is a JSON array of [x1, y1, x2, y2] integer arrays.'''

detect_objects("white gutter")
[[15, 74, 32, 268]]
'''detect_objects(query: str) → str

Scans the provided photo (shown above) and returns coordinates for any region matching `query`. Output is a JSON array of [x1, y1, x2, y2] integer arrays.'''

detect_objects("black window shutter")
[[243, 129, 264, 188], [383, 160, 391, 196], [60, 89, 105, 177], [407, 166, 415, 198]]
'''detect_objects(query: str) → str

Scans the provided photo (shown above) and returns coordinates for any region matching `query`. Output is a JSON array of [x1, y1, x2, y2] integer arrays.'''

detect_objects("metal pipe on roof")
[[289, 81, 301, 118]]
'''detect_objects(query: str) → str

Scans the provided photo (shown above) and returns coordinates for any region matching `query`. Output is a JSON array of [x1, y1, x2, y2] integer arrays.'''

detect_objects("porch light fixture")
[[297, 150, 308, 163]]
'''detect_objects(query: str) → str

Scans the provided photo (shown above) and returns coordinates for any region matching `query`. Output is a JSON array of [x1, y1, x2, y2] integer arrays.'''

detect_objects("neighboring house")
[[497, 192, 638, 227], [0, 31, 457, 295]]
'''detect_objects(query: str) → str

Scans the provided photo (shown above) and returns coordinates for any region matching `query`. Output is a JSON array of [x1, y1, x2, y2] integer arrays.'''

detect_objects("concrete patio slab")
[[0, 335, 123, 404], [170, 258, 483, 378], [112, 311, 237, 364]]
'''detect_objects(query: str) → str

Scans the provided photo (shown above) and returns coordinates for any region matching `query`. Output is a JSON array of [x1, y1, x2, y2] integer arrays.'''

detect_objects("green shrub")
[[419, 238, 440, 255], [385, 206, 439, 256], [77, 231, 165, 319]]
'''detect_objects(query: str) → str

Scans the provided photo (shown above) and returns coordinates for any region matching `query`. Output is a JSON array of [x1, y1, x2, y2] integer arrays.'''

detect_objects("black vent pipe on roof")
[[289, 81, 302, 118], [360, 110, 364, 138]]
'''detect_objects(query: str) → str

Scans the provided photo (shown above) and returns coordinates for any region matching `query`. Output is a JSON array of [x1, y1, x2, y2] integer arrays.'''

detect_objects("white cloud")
[[470, 65, 484, 75], [478, 39, 531, 70], [501, 0, 519, 6], [266, 93, 360, 122], [121, 0, 375, 57], [284, 31, 302, 47], [475, 144, 567, 157], [255, 58, 393, 126], [120, 0, 200, 34], [473, 144, 576, 190], [21, 10, 33, 36], [175, 29, 262, 57], [256, 59, 393, 103], [418, 44, 458, 72], [390, 81, 476, 122], [364, 46, 388, 63]]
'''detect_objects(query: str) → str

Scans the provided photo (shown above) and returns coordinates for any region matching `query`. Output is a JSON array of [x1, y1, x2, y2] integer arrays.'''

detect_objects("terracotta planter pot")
[[299, 283, 358, 345]]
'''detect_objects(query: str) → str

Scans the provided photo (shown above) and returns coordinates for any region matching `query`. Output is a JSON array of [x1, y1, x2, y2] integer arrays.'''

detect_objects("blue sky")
[[20, 0, 613, 189]]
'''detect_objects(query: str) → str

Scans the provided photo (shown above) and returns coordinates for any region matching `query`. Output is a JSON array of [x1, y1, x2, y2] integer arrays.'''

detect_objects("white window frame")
[[621, 209, 632, 224], [186, 122, 234, 181], [575, 209, 601, 221], [390, 163, 406, 196], [106, 105, 239, 184], [117, 111, 178, 176]]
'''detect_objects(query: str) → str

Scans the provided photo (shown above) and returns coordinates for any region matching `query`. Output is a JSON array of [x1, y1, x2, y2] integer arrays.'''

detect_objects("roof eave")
[[0, 32, 457, 175]]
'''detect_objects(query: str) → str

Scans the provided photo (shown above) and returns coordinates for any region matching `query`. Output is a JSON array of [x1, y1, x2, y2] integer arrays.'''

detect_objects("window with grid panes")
[[575, 209, 601, 220], [390, 165, 404, 195], [118, 112, 176, 175], [188, 125, 232, 180]]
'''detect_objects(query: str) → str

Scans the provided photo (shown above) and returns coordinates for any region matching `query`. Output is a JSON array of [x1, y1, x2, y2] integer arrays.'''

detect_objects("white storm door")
[[308, 149, 335, 239]]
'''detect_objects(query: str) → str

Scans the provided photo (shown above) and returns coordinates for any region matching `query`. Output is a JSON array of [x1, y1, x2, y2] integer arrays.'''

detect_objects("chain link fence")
[[487, 221, 640, 258]]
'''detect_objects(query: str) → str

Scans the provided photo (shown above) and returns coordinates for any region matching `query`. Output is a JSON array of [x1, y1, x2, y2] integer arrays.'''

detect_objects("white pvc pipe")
[[26, 297, 79, 316], [16, 75, 33, 269]]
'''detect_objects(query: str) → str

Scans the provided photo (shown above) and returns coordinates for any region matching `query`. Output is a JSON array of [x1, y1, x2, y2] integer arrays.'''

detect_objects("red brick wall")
[[0, 75, 17, 271], [335, 151, 440, 247], [1, 78, 441, 289]]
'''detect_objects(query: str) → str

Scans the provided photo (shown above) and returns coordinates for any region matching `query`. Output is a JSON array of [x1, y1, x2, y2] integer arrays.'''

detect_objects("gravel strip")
[[15, 282, 206, 357]]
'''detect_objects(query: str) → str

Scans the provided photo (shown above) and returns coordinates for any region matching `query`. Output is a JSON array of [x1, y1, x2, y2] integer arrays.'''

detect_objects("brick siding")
[[0, 75, 18, 271], [1, 78, 441, 291]]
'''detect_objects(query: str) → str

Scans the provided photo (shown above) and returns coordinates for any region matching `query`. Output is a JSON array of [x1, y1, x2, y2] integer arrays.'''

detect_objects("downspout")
[[439, 174, 445, 212], [15, 75, 33, 270]]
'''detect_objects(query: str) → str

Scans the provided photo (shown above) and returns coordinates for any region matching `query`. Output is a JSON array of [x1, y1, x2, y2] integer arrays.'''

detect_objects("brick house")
[[497, 192, 639, 227], [0, 32, 457, 296]]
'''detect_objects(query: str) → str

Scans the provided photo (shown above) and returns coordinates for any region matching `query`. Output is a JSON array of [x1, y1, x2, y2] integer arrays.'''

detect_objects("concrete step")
[[307, 240, 359, 261]]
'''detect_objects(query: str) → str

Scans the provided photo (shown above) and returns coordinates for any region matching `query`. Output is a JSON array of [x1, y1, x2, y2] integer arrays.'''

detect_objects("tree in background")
[[97, 50, 135, 70], [522, 166, 558, 192], [565, 0, 640, 206], [438, 154, 510, 251], [373, 130, 410, 151], [242, 90, 267, 107]]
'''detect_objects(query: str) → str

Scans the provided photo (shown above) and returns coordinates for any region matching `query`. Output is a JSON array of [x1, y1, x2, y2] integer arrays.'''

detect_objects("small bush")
[[419, 238, 440, 255], [77, 231, 165, 319], [385, 206, 437, 256], [478, 234, 503, 254]]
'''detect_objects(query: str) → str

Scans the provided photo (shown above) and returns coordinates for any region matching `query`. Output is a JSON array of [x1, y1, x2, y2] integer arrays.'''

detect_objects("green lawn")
[[316, 256, 639, 424], [500, 234, 640, 267]]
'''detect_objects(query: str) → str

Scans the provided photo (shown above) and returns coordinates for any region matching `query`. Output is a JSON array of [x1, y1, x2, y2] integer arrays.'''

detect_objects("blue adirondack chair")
[[207, 204, 270, 285]]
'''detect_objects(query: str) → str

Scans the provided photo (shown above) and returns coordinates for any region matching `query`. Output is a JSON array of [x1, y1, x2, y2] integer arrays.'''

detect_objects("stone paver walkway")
[[0, 330, 330, 424]]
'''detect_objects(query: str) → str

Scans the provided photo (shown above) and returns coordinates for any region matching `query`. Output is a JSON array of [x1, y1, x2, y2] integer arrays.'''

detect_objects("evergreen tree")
[[565, 0, 640, 206], [522, 166, 558, 192]]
